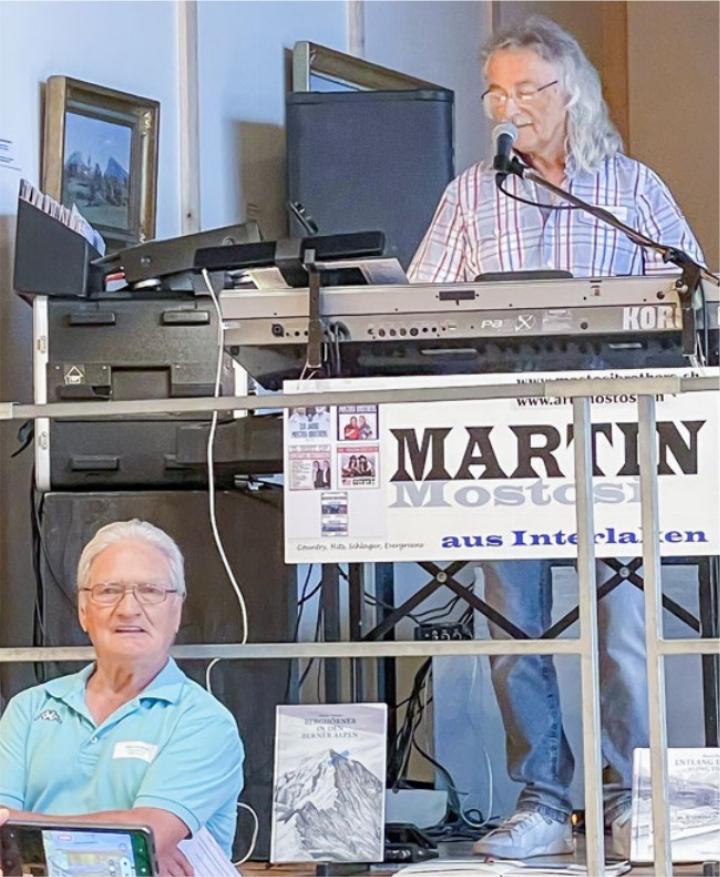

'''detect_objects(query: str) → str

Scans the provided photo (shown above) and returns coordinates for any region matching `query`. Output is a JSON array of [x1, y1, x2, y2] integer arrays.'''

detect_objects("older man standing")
[[409, 16, 704, 860], [0, 520, 244, 876]]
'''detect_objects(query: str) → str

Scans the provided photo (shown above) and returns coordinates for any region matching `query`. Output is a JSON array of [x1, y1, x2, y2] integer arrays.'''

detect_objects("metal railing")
[[1, 372, 719, 876]]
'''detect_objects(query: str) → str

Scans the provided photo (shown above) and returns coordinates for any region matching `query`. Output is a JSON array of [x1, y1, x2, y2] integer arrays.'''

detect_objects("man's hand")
[[157, 845, 194, 877]]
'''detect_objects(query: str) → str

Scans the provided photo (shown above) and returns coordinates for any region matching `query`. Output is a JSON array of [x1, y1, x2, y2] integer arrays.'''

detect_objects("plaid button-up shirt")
[[408, 152, 703, 282]]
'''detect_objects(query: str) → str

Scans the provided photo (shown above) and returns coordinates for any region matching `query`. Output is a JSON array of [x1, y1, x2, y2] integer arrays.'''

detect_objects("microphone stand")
[[496, 156, 720, 361]]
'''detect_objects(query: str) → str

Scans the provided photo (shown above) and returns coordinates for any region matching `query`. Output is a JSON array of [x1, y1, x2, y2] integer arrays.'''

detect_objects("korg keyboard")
[[219, 275, 719, 389]]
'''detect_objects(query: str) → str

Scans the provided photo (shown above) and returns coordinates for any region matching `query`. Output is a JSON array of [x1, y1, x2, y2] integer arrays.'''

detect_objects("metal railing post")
[[572, 396, 606, 874], [638, 393, 672, 875]]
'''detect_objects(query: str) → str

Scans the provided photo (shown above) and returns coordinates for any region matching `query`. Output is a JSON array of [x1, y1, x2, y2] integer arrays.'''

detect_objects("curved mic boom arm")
[[497, 158, 720, 360]]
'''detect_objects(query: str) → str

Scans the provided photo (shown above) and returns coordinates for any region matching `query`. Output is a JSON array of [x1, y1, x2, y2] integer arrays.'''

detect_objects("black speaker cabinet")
[[286, 89, 455, 269]]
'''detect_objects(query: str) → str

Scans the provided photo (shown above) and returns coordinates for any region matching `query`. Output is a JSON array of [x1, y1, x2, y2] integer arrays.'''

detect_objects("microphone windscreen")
[[492, 122, 519, 146]]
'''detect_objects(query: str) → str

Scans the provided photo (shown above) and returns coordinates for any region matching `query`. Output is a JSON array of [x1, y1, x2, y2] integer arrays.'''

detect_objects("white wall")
[[197, 0, 347, 235], [363, 0, 491, 175], [0, 0, 181, 235], [0, 0, 493, 243]]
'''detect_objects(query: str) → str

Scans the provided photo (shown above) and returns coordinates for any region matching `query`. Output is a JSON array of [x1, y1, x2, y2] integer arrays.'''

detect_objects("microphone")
[[492, 122, 518, 178]]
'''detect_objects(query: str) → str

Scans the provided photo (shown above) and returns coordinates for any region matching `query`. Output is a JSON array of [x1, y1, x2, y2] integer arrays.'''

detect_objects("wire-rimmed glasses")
[[481, 79, 559, 117], [81, 582, 179, 605]]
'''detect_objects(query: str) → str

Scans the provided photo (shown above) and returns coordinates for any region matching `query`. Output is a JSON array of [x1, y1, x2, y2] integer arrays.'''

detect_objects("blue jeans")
[[483, 559, 649, 822]]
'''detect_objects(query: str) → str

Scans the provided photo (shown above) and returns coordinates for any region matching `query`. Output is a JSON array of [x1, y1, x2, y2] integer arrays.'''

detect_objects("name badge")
[[113, 741, 159, 763], [603, 205, 629, 222]]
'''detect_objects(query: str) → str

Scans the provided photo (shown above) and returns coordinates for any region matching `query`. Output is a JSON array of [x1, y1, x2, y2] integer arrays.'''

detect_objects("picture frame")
[[42, 75, 159, 252], [292, 41, 444, 92]]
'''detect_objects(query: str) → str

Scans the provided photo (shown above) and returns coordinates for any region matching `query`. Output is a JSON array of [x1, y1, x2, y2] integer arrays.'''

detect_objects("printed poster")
[[283, 368, 719, 563]]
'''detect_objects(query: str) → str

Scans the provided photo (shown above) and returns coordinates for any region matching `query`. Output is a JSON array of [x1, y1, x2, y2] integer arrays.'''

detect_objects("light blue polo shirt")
[[0, 658, 244, 855]]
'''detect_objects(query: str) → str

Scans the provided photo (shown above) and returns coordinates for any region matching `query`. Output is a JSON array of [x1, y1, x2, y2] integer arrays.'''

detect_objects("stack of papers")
[[178, 826, 240, 876]]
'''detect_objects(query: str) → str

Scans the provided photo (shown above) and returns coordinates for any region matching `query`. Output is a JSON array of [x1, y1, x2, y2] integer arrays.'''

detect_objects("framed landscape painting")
[[42, 76, 159, 252]]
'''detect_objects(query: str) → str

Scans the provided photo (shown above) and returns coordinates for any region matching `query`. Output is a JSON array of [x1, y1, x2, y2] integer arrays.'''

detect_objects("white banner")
[[283, 368, 719, 563]]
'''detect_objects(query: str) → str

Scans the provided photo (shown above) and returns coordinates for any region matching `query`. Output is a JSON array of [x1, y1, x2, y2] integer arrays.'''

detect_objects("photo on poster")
[[288, 446, 332, 490], [339, 446, 378, 489], [322, 517, 349, 537], [321, 491, 349, 537], [321, 492, 348, 516], [338, 405, 378, 442], [288, 406, 331, 441]]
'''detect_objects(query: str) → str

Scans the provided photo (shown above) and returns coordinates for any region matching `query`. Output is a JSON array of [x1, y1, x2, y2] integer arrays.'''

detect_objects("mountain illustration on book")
[[274, 748, 384, 861]]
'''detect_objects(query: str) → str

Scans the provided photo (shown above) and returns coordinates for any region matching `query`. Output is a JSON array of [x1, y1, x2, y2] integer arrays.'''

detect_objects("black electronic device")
[[97, 221, 263, 289], [14, 197, 104, 299], [220, 275, 720, 388], [194, 230, 386, 288], [14, 187, 264, 299], [383, 823, 439, 863], [415, 621, 473, 641], [286, 89, 454, 269], [33, 296, 237, 491], [0, 820, 158, 876]]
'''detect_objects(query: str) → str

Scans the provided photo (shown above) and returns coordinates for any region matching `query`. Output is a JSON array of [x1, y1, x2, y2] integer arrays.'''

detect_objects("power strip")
[[414, 622, 473, 641]]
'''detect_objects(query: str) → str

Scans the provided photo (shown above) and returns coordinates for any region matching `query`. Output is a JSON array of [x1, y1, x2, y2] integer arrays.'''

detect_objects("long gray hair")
[[481, 16, 622, 172], [77, 519, 186, 597]]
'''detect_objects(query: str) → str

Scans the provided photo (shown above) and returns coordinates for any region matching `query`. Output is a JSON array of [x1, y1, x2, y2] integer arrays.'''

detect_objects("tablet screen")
[[1, 825, 155, 876]]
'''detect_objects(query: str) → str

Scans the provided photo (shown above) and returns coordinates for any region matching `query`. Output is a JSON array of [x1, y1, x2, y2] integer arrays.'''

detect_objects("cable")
[[298, 578, 323, 607], [30, 477, 81, 684], [296, 592, 324, 694], [497, 177, 580, 211], [205, 657, 222, 696], [387, 658, 432, 787], [201, 269, 249, 656], [233, 801, 259, 866], [284, 565, 319, 703], [30, 488, 74, 613], [414, 596, 464, 626], [298, 363, 319, 382], [363, 590, 423, 625], [387, 649, 495, 833], [413, 592, 461, 620]]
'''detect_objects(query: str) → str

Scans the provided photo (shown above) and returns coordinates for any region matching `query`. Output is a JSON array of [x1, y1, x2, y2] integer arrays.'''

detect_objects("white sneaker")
[[610, 805, 632, 859], [473, 810, 574, 859]]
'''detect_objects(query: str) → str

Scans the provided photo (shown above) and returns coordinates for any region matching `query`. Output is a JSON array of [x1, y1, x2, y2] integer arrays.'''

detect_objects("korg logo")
[[622, 305, 681, 331]]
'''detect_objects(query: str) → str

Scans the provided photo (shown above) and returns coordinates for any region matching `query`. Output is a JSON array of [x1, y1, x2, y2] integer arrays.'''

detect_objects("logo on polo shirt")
[[37, 708, 62, 723]]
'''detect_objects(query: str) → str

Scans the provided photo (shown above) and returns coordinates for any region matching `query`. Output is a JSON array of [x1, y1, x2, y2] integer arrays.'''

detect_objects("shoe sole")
[[473, 838, 574, 859]]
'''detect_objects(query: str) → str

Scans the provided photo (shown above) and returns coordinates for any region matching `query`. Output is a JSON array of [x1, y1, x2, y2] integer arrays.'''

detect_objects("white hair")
[[481, 15, 623, 172], [76, 519, 186, 597]]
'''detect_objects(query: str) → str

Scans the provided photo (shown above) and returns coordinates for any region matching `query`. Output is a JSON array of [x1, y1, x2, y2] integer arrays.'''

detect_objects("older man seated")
[[0, 520, 244, 877]]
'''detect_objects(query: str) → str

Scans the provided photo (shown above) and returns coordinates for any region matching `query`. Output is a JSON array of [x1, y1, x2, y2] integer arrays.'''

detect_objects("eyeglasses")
[[481, 79, 559, 116], [81, 582, 179, 605]]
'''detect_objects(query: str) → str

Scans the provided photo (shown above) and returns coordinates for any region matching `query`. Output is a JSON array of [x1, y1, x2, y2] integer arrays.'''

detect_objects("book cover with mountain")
[[270, 703, 388, 863], [631, 747, 720, 862]]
